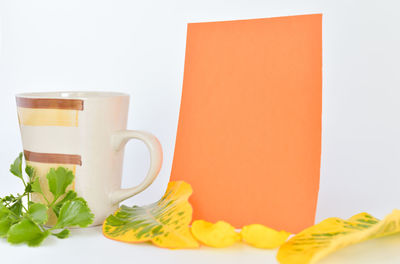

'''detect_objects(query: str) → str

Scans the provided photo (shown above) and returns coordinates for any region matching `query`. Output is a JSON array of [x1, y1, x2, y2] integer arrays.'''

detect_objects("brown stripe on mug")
[[16, 97, 84, 111], [24, 150, 82, 166]]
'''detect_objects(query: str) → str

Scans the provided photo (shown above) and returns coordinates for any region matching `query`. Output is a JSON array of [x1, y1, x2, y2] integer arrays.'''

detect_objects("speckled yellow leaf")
[[103, 181, 199, 249], [277, 209, 400, 264], [241, 224, 291, 249], [191, 220, 241, 247]]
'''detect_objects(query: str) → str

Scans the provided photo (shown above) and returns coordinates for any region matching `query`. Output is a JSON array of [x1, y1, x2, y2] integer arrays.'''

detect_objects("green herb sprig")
[[0, 153, 94, 246]]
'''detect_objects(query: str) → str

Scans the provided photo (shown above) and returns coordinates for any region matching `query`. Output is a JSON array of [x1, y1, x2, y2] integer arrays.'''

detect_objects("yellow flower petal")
[[240, 224, 291, 249], [191, 220, 241, 247]]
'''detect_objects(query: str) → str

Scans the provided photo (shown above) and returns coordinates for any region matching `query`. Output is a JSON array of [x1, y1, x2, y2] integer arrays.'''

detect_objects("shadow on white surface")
[[1, 226, 400, 264]]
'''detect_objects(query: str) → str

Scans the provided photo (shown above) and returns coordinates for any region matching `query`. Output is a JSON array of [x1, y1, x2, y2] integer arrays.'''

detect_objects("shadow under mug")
[[15, 91, 163, 226]]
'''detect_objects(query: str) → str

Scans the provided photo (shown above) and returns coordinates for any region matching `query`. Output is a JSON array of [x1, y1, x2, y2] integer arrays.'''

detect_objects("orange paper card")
[[171, 14, 322, 233]]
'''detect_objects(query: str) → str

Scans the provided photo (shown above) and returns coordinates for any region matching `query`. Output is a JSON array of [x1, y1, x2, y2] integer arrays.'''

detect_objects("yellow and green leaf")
[[277, 209, 400, 264], [103, 181, 199, 249]]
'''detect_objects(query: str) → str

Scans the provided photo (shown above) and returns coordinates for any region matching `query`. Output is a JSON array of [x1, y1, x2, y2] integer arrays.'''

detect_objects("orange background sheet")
[[171, 14, 322, 233]]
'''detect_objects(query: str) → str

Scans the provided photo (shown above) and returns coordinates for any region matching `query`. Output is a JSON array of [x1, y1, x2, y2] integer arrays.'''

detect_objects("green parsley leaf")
[[46, 167, 74, 200], [55, 198, 94, 228], [7, 218, 49, 246], [25, 183, 32, 193], [0, 203, 12, 237], [52, 229, 70, 239], [0, 203, 10, 219], [31, 177, 43, 194], [2, 154, 95, 246], [25, 165, 35, 179], [0, 218, 12, 237], [9, 200, 23, 217], [10, 153, 23, 179], [2, 195, 16, 203], [27, 203, 48, 224], [53, 190, 78, 217]]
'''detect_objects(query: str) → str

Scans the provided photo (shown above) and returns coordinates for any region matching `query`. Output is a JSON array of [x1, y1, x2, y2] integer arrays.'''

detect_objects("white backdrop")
[[1, 0, 400, 224]]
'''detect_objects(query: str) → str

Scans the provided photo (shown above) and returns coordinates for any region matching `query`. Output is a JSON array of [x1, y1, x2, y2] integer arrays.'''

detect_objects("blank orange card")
[[171, 14, 322, 233]]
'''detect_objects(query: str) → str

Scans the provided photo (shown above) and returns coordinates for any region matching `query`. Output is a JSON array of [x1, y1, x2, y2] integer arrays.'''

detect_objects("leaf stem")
[[38, 224, 47, 233], [41, 193, 50, 205], [20, 177, 27, 188], [48, 196, 60, 208], [21, 203, 28, 212]]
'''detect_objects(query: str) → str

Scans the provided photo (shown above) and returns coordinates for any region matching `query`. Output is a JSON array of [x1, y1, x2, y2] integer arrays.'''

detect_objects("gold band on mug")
[[16, 97, 84, 110], [24, 150, 82, 166]]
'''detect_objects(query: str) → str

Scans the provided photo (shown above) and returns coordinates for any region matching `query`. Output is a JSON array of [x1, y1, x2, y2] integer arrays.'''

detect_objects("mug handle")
[[109, 130, 163, 205]]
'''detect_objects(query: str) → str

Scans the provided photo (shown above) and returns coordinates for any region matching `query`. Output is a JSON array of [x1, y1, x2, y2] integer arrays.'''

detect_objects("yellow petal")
[[277, 210, 400, 264], [240, 224, 291, 249], [191, 220, 241, 247], [103, 181, 199, 249]]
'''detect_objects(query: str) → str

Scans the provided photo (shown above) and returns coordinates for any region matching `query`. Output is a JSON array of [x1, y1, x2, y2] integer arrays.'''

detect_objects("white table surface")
[[1, 226, 400, 264]]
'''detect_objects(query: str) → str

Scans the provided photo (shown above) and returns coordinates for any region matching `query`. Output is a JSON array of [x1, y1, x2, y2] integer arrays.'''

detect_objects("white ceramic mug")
[[15, 91, 163, 226]]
